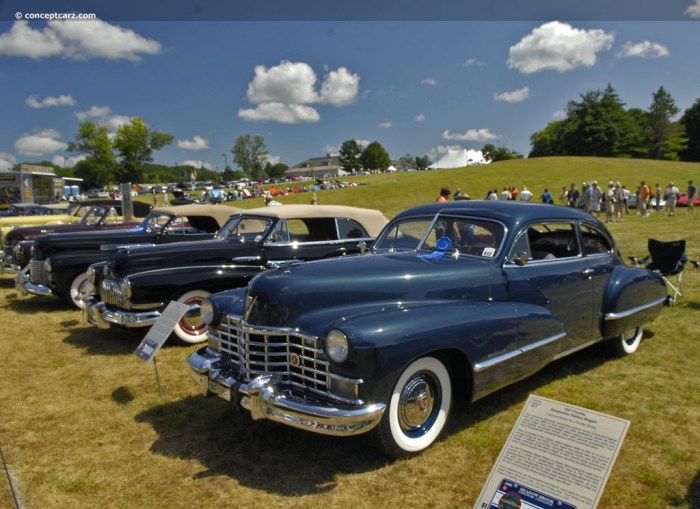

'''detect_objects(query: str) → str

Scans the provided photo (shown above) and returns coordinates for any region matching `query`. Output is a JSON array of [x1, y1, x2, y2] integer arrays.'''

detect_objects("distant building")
[[287, 154, 345, 179]]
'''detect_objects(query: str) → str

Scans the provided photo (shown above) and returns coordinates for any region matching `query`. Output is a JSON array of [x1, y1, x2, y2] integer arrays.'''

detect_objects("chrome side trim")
[[604, 296, 666, 320], [473, 332, 566, 372]]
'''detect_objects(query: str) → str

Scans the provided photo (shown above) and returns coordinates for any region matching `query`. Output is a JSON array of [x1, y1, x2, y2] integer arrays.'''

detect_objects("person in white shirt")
[[519, 187, 533, 201]]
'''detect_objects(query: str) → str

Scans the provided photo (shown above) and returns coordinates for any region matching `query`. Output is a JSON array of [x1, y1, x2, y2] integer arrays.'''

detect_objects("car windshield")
[[79, 206, 108, 225], [374, 214, 505, 258], [216, 215, 274, 244], [140, 211, 175, 232]]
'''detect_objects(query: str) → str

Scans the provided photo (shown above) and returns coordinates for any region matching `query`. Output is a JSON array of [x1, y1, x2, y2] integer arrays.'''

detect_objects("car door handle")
[[582, 268, 594, 278]]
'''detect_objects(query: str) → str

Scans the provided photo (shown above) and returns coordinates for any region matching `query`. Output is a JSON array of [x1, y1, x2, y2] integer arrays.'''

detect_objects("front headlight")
[[200, 298, 221, 327], [326, 329, 349, 363], [120, 277, 131, 299], [44, 257, 52, 273]]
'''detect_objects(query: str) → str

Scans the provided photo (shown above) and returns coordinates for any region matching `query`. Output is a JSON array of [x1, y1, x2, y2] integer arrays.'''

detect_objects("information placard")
[[134, 300, 190, 362], [474, 395, 630, 509]]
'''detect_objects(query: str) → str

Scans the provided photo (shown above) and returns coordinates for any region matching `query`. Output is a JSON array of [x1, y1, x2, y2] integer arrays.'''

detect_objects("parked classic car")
[[85, 205, 388, 344], [1, 200, 152, 272], [187, 200, 667, 457], [15, 204, 237, 309]]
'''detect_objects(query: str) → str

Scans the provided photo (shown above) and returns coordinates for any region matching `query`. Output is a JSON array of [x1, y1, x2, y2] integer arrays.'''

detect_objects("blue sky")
[[1, 2, 699, 173]]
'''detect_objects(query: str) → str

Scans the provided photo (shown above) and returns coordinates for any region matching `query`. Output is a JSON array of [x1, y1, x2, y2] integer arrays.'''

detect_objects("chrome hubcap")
[[398, 375, 434, 431]]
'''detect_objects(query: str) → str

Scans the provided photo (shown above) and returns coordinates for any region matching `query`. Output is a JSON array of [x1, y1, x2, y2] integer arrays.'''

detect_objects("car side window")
[[336, 218, 370, 239], [580, 224, 612, 255], [513, 222, 580, 261]]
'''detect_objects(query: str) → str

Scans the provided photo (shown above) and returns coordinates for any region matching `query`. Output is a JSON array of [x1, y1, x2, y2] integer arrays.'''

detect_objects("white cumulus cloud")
[[442, 128, 499, 142], [421, 78, 438, 86], [240, 60, 359, 124], [616, 41, 670, 59], [687, 0, 700, 18], [15, 129, 67, 156], [494, 87, 530, 103], [178, 135, 210, 151], [26, 94, 76, 108], [52, 154, 86, 167], [0, 20, 161, 61], [75, 106, 131, 130], [415, 114, 426, 122], [0, 152, 16, 171], [507, 21, 614, 74], [377, 121, 392, 129]]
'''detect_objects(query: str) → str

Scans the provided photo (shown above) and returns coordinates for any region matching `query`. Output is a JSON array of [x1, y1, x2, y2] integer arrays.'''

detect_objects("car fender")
[[295, 299, 564, 404], [602, 265, 667, 339]]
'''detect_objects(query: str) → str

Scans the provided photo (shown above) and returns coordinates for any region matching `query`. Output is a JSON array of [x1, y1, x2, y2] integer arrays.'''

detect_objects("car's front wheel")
[[377, 356, 452, 458], [172, 289, 212, 344], [609, 326, 644, 356], [67, 271, 90, 310]]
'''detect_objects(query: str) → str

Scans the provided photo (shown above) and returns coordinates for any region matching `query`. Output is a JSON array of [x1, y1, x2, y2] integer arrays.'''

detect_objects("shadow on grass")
[[135, 396, 388, 496], [133, 335, 645, 497], [2, 293, 72, 313], [62, 323, 145, 356]]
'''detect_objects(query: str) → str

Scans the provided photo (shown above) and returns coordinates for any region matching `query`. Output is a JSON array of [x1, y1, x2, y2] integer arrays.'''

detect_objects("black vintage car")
[[85, 205, 388, 344], [1, 200, 153, 272], [187, 200, 667, 457], [15, 204, 237, 309]]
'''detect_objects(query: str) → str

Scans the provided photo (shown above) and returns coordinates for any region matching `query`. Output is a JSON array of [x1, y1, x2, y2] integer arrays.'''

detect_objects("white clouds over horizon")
[[239, 60, 360, 124], [75, 105, 131, 131], [421, 78, 438, 86], [177, 135, 210, 151], [616, 41, 670, 59], [508, 21, 614, 74], [0, 152, 16, 171], [0, 20, 161, 61], [26, 94, 76, 108], [686, 0, 700, 18], [442, 128, 499, 142], [15, 129, 67, 156], [494, 87, 530, 103]]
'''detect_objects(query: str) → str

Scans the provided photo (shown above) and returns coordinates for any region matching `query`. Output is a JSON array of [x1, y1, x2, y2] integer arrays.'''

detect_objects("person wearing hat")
[[604, 181, 615, 223], [588, 180, 602, 217]]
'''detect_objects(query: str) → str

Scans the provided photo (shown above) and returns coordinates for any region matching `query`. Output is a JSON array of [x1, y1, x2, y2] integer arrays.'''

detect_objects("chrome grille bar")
[[29, 259, 49, 284]]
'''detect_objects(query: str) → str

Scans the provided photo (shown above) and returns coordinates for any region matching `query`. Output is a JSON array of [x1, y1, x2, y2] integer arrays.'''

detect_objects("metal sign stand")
[[152, 356, 166, 397]]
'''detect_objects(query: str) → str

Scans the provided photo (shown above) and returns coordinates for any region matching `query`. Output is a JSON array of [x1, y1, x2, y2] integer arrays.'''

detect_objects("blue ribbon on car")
[[418, 236, 452, 260]]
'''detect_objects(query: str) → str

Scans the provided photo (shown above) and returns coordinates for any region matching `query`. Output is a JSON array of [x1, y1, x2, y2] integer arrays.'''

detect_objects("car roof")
[[394, 200, 604, 230], [241, 204, 389, 237], [152, 203, 241, 228]]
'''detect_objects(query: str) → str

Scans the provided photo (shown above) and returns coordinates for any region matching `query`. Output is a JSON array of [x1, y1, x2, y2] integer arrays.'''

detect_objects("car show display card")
[[474, 395, 630, 509], [134, 300, 190, 362]]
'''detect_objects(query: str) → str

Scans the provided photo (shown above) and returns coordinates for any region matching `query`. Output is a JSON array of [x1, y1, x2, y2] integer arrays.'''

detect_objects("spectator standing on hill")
[[435, 187, 451, 202], [614, 182, 625, 222], [655, 184, 662, 212], [500, 188, 510, 200], [568, 183, 580, 208], [638, 181, 651, 218], [540, 188, 553, 204], [559, 186, 568, 205], [665, 182, 679, 216], [687, 180, 696, 214], [588, 181, 602, 217], [604, 182, 616, 223], [487, 189, 498, 200], [520, 186, 533, 201]]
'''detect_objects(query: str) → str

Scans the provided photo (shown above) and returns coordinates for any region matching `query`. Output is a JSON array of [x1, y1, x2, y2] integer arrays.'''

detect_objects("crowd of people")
[[436, 179, 697, 221]]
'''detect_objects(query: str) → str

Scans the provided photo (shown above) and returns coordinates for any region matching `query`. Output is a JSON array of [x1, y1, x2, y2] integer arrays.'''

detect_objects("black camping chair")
[[629, 239, 688, 305]]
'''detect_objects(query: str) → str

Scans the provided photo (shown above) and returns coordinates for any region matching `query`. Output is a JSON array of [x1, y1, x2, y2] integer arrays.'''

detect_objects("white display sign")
[[474, 395, 630, 509], [134, 300, 190, 362]]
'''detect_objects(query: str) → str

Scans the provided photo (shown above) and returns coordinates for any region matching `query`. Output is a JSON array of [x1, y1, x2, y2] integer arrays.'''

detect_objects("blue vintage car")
[[187, 200, 667, 457]]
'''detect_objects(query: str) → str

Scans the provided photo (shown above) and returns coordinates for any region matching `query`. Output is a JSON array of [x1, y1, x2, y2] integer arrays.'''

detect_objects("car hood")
[[243, 251, 500, 327], [33, 227, 148, 253], [5, 221, 138, 243]]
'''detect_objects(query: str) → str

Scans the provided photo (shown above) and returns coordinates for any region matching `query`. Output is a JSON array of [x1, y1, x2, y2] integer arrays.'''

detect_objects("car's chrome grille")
[[100, 278, 128, 307], [29, 259, 49, 284], [215, 316, 331, 397]]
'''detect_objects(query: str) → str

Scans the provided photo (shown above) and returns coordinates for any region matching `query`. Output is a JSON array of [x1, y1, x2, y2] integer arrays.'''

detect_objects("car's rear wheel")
[[67, 271, 90, 310], [172, 289, 211, 344], [610, 326, 644, 356], [377, 356, 452, 458]]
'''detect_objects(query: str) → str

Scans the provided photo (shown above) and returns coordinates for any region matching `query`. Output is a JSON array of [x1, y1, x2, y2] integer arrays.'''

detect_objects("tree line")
[[529, 84, 698, 161]]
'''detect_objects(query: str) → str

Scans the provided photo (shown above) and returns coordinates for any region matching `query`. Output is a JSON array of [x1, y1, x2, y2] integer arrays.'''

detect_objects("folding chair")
[[629, 239, 687, 305]]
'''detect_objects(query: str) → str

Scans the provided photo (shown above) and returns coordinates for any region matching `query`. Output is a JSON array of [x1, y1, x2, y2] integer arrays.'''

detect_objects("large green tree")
[[113, 117, 174, 183], [481, 143, 523, 162], [647, 86, 687, 160], [679, 98, 700, 162], [232, 135, 268, 180], [338, 140, 363, 173], [359, 141, 391, 171], [67, 121, 118, 185]]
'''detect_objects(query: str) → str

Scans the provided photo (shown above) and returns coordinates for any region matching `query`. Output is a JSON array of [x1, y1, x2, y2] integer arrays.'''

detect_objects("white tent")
[[429, 148, 489, 169]]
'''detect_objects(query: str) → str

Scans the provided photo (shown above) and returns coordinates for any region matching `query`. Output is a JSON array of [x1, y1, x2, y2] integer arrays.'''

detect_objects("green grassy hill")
[[257, 156, 700, 218]]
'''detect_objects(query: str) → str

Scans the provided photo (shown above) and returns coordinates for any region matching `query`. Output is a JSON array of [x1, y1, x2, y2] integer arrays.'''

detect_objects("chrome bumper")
[[187, 347, 386, 436], [14, 266, 32, 296], [0, 253, 18, 274], [86, 298, 161, 329]]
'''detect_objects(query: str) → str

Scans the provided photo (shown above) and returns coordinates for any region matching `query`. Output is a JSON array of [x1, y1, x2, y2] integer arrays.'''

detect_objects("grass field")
[[1, 156, 699, 508]]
